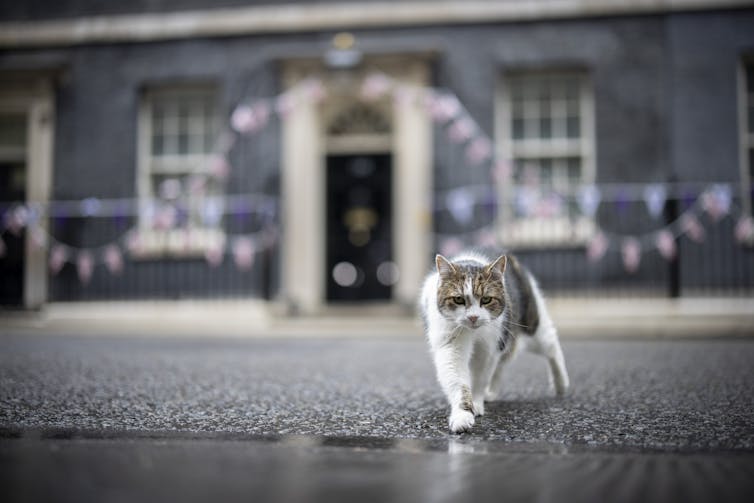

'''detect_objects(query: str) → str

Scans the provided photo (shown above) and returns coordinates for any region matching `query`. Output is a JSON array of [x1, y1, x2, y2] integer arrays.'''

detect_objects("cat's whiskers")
[[505, 319, 530, 329], [443, 324, 464, 344], [499, 324, 515, 338]]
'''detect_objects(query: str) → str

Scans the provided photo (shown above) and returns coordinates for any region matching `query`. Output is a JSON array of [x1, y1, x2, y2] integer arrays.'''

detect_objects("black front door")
[[326, 154, 392, 302]]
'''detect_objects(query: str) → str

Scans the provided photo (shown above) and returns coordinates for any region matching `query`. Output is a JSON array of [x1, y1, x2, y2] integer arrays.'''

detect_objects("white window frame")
[[738, 57, 754, 232], [136, 84, 225, 257], [495, 70, 596, 248]]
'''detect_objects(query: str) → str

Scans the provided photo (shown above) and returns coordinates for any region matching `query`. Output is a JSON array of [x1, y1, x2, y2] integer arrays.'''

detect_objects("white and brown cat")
[[420, 251, 569, 433]]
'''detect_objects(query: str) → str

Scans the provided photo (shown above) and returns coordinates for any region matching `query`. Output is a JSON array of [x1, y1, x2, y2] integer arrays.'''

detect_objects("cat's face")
[[435, 254, 507, 329]]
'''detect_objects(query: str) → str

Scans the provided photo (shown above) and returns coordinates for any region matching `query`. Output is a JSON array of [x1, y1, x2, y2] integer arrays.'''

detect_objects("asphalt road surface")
[[1, 333, 753, 502]]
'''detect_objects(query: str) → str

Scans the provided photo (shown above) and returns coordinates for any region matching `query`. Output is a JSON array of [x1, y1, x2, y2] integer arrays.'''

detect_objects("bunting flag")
[[465, 137, 492, 165], [447, 117, 474, 143], [80, 197, 102, 217], [515, 187, 538, 218], [232, 237, 255, 271], [153, 205, 178, 230], [4, 205, 27, 235], [201, 199, 224, 227], [427, 93, 462, 124], [701, 184, 732, 222], [681, 213, 705, 243], [586, 232, 609, 263], [204, 241, 225, 268], [446, 188, 475, 225], [735, 215, 754, 243], [126, 230, 144, 255], [187, 175, 208, 195], [103, 245, 124, 275], [492, 159, 512, 183], [440, 237, 464, 258], [274, 92, 295, 118], [643, 184, 667, 219], [76, 251, 94, 284], [30, 226, 48, 249], [577, 185, 601, 217], [621, 238, 641, 273], [231, 101, 271, 134], [360, 73, 392, 100], [209, 155, 231, 180], [303, 79, 327, 103], [655, 229, 677, 261], [49, 245, 68, 274], [230, 105, 256, 133]]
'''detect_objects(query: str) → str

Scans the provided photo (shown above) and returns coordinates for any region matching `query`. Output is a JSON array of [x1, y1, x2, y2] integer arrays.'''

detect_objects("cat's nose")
[[467, 315, 479, 324]]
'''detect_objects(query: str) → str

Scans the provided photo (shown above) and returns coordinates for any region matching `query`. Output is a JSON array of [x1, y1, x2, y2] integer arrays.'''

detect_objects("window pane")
[[564, 78, 580, 101], [511, 99, 525, 121], [163, 134, 178, 155], [177, 132, 190, 154], [540, 116, 552, 138], [152, 104, 164, 131], [507, 72, 584, 143], [524, 117, 539, 139], [153, 134, 165, 155], [566, 157, 581, 182], [0, 114, 27, 149], [540, 158, 553, 188], [512, 117, 525, 139], [566, 116, 581, 138]]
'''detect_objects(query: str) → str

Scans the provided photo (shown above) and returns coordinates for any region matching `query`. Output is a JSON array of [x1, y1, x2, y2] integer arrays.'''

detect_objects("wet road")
[[1, 334, 753, 501], [3, 433, 753, 503]]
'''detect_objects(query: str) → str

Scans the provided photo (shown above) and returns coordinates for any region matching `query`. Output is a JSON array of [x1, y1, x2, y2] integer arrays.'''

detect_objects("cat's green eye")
[[452, 296, 465, 305], [480, 296, 492, 305]]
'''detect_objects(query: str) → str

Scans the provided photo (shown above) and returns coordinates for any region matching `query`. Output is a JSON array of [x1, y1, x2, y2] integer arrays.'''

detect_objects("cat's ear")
[[435, 254, 456, 277], [485, 254, 507, 276]]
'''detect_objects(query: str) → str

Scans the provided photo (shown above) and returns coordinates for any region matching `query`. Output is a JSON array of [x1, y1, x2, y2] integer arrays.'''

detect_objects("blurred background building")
[[1, 0, 753, 316]]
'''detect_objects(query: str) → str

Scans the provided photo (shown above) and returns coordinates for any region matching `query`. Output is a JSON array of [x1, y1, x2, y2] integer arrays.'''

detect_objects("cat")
[[419, 251, 569, 434]]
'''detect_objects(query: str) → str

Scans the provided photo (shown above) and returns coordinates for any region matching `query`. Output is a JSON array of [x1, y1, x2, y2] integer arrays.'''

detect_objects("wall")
[[1, 9, 753, 299]]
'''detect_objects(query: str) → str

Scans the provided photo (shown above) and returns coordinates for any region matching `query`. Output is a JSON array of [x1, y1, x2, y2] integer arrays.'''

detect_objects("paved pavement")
[[1, 333, 753, 502], [3, 297, 754, 338]]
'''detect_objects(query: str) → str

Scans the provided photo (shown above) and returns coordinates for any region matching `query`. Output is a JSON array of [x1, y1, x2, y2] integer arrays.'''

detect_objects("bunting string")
[[1, 72, 753, 282]]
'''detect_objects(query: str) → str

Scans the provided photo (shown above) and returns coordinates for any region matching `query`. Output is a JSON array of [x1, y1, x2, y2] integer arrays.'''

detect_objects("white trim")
[[1, 1, 752, 48], [325, 134, 393, 154], [0, 77, 55, 308], [281, 57, 432, 314], [496, 70, 596, 248], [135, 84, 223, 257]]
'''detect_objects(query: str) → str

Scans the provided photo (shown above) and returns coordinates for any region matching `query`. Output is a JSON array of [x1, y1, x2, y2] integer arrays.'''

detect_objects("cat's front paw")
[[448, 409, 475, 434]]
